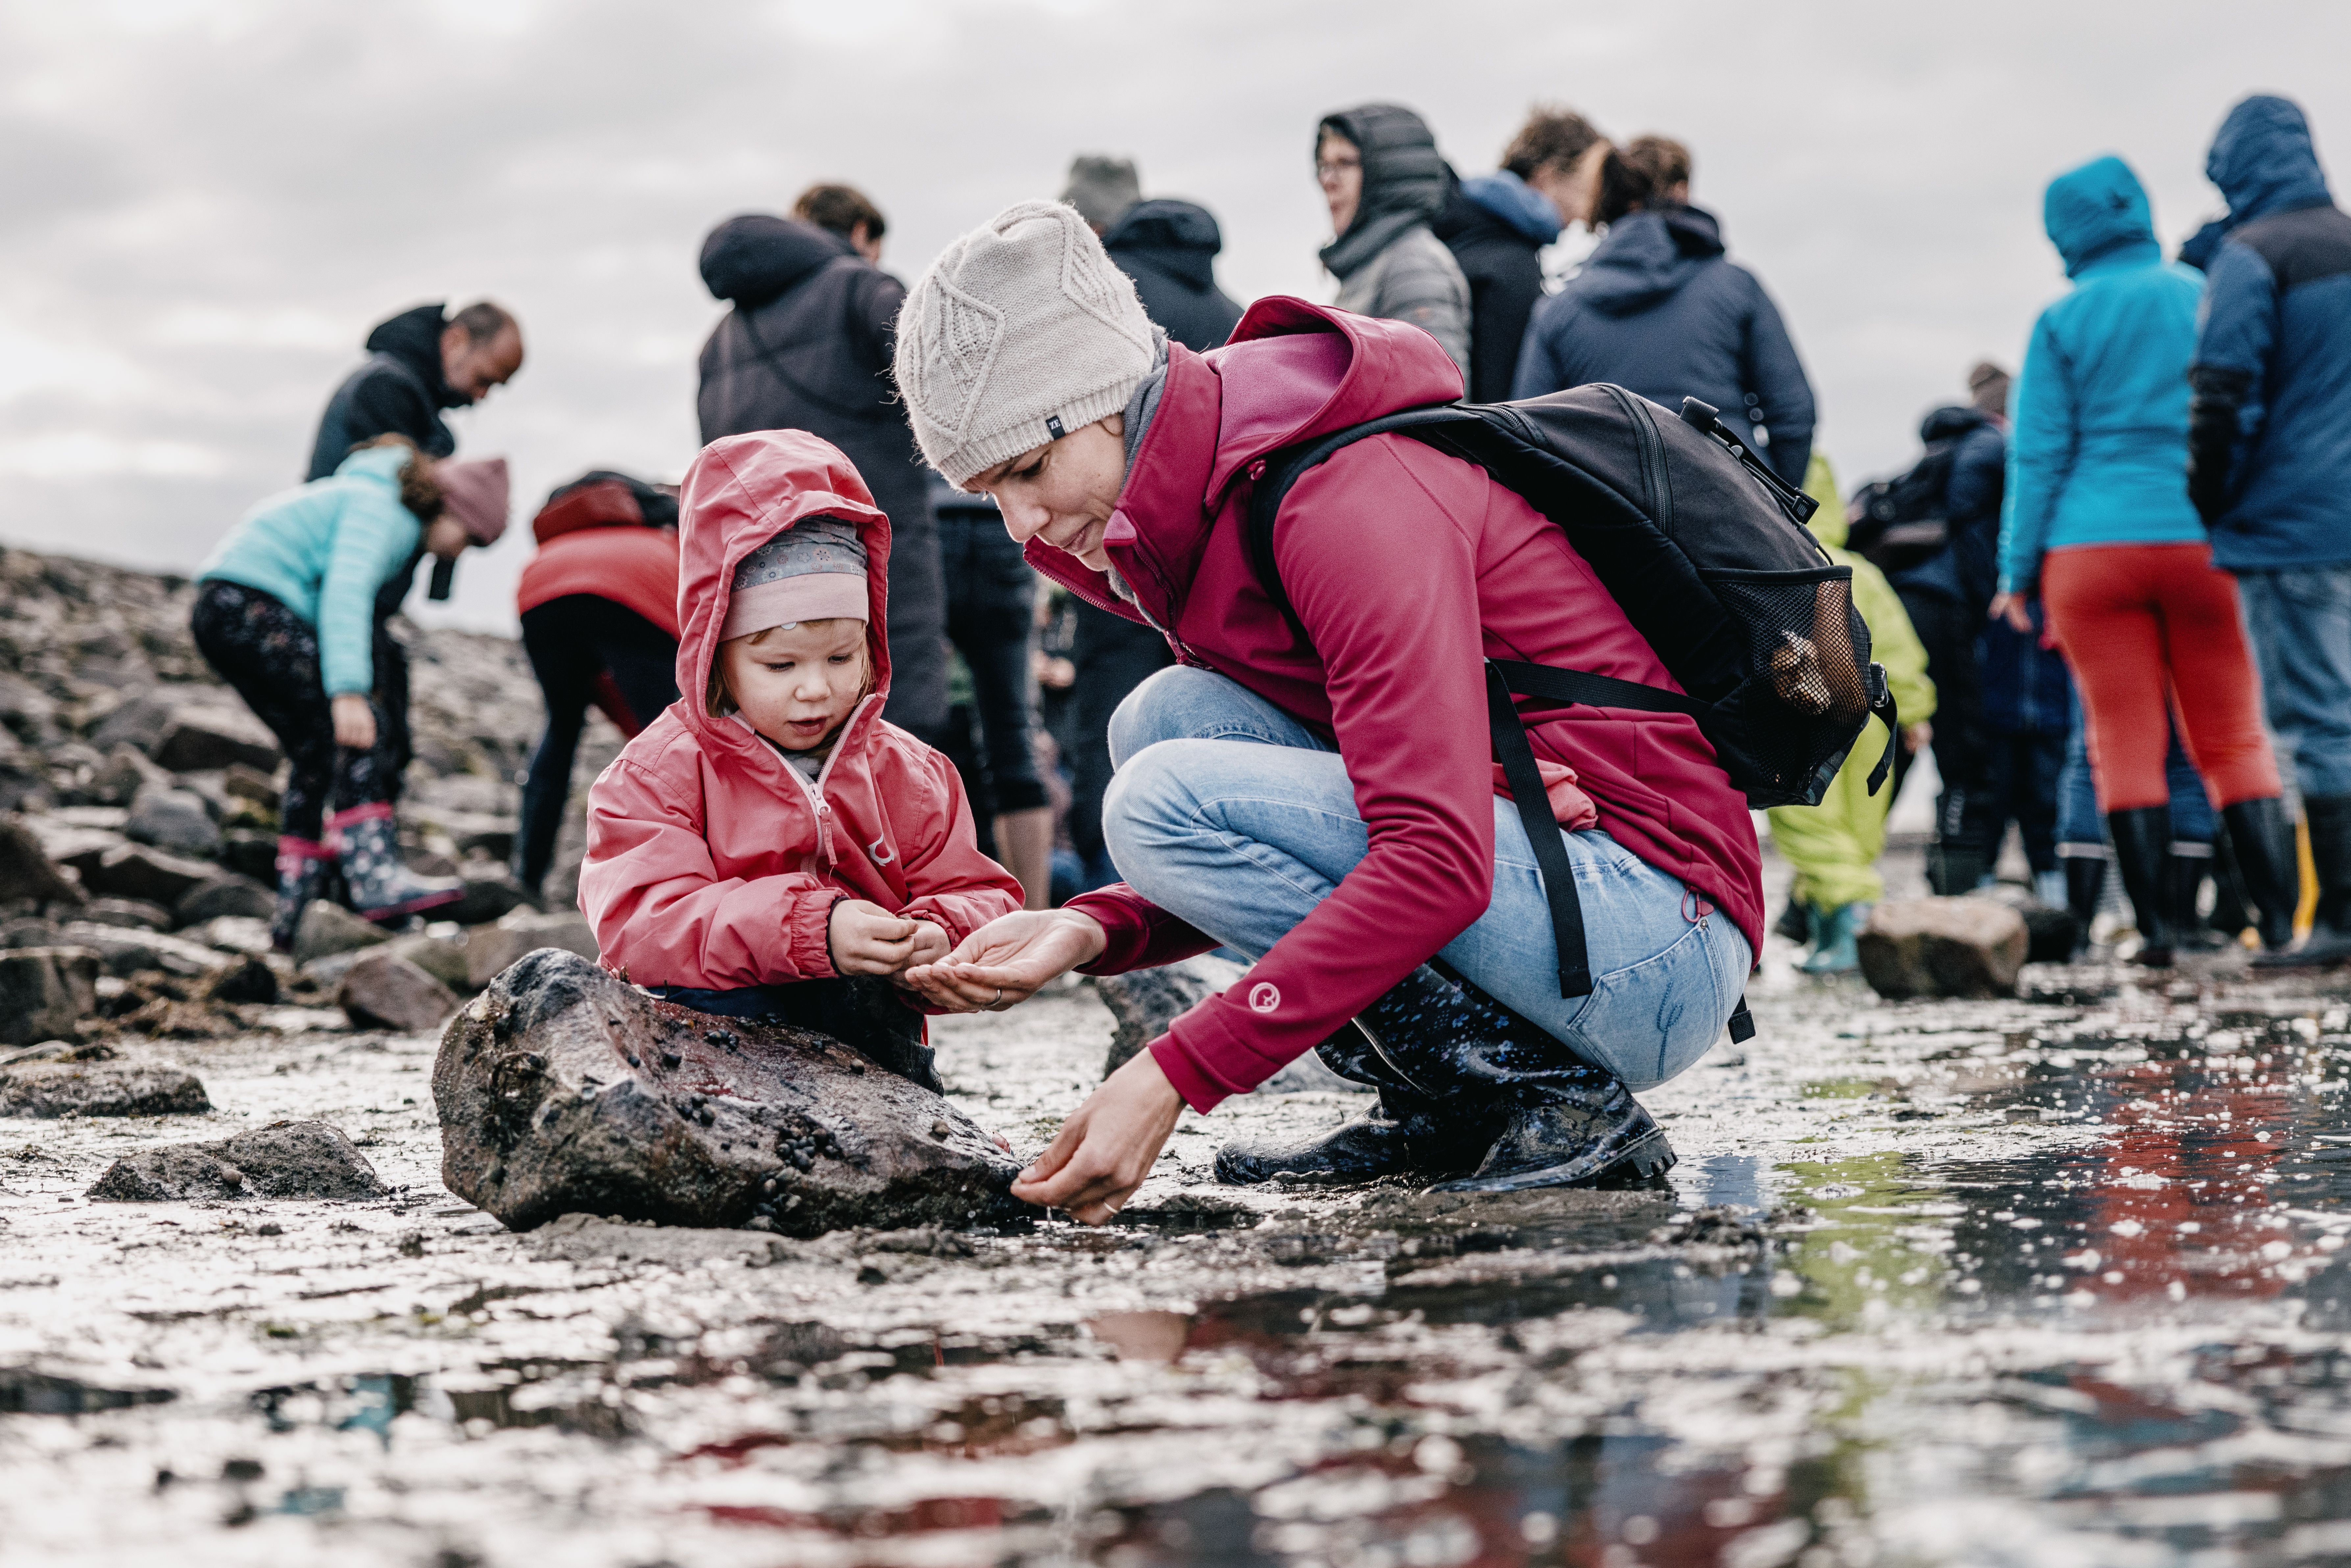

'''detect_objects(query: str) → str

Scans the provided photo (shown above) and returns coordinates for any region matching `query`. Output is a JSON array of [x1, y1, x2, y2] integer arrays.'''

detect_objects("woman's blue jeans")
[[1100, 668, 1751, 1092]]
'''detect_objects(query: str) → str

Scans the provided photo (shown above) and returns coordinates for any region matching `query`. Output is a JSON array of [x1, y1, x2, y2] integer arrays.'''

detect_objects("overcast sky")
[[1, 0, 2343, 632]]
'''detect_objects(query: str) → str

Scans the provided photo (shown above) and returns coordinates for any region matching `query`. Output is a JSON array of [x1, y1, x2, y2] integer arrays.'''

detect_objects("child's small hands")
[[828, 899, 926, 975], [904, 919, 950, 970]]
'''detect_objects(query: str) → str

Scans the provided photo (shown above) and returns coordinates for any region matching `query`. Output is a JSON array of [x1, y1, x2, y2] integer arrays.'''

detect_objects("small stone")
[[151, 707, 280, 773], [203, 954, 279, 1006], [446, 864, 530, 927], [86, 1120, 385, 1201], [125, 787, 221, 859], [433, 950, 1021, 1236], [56, 922, 231, 979], [194, 916, 274, 956], [0, 946, 100, 1044], [219, 764, 282, 814], [337, 953, 460, 1033], [174, 875, 275, 927], [381, 934, 470, 994], [291, 900, 390, 967], [1857, 897, 2031, 1000], [0, 917, 61, 950], [0, 1061, 209, 1118], [86, 695, 176, 756], [464, 909, 598, 990], [930, 1118, 951, 1141], [79, 897, 173, 933], [89, 745, 171, 809], [84, 844, 218, 906], [0, 817, 85, 905]]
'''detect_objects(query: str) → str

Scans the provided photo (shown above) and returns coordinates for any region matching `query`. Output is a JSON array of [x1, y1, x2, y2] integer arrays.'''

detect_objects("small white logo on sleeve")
[[1248, 982, 1281, 1014]]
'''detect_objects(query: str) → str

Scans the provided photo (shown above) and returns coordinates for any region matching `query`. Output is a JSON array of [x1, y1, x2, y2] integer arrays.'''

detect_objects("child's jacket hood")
[[674, 429, 893, 765]]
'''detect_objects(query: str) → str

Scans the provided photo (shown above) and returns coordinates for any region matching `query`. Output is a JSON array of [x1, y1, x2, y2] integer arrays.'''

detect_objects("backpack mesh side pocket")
[[1705, 567, 1881, 808]]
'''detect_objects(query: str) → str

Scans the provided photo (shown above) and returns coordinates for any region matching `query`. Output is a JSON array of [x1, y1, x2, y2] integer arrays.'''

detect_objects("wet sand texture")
[[433, 948, 1024, 1235]]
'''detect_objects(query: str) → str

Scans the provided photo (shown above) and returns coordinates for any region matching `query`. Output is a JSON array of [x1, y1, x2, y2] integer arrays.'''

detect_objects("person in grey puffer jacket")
[[1315, 103, 1471, 379]]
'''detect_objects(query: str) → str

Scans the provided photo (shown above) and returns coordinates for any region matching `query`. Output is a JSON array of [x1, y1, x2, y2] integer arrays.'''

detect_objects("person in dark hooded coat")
[[1102, 199, 1244, 354], [1315, 103, 1471, 377], [2184, 96, 2351, 967], [1512, 138, 1815, 485], [697, 212, 949, 746], [305, 301, 522, 483]]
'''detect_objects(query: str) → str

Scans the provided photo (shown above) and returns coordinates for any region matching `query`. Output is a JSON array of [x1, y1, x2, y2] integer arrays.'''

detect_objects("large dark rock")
[[1096, 961, 1223, 1077], [86, 694, 176, 755], [0, 817, 85, 905], [445, 862, 530, 927], [86, 1120, 385, 1201], [125, 786, 222, 858], [0, 946, 100, 1043], [0, 1061, 209, 1117], [83, 844, 217, 906], [1858, 897, 2030, 1000], [433, 949, 1022, 1236]]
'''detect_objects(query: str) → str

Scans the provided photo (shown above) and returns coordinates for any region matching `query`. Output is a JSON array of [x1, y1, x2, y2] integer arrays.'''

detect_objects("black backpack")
[[1845, 442, 1959, 575], [1247, 387, 1896, 1023]]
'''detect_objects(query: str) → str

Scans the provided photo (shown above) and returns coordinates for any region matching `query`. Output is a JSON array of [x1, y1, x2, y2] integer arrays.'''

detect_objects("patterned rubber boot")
[[1213, 1018, 1503, 1187], [331, 805, 462, 923], [271, 836, 334, 953]]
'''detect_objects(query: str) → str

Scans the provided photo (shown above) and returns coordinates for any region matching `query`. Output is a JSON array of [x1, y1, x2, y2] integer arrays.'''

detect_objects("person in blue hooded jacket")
[[1512, 135, 1815, 485], [1989, 154, 2298, 967], [2184, 95, 2351, 967]]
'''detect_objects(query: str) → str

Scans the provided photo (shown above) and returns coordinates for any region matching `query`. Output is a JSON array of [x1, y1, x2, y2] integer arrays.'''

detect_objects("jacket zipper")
[[1602, 384, 1675, 536], [759, 694, 881, 870]]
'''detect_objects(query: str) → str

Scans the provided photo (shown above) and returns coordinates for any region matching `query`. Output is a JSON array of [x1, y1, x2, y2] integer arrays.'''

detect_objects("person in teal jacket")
[[1990, 155, 2298, 966], [192, 436, 509, 947]]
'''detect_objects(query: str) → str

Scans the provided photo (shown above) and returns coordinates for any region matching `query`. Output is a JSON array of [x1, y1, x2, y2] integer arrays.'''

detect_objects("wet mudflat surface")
[[12, 867, 2351, 1564]]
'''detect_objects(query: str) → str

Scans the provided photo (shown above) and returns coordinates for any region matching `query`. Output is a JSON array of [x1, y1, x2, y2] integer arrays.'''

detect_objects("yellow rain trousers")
[[1765, 455, 1938, 911]]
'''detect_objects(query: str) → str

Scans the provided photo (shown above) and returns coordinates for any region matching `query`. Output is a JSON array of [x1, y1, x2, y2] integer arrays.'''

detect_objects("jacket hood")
[[1919, 404, 1995, 445], [1577, 205, 1726, 316], [1458, 169, 1561, 245], [363, 304, 460, 410], [673, 430, 894, 760], [699, 214, 855, 309], [1102, 199, 1225, 292], [1022, 296, 1462, 619], [2208, 94, 2332, 226], [2043, 156, 2159, 278], [1317, 103, 1449, 279]]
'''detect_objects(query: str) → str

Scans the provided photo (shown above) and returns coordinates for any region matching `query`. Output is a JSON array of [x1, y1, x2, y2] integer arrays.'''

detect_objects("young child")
[[578, 430, 1022, 1086], [191, 435, 508, 948]]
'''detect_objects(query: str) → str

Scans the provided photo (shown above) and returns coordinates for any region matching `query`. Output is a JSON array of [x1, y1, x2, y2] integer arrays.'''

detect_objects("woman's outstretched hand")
[[1010, 1047, 1186, 1224], [898, 908, 1106, 1012]]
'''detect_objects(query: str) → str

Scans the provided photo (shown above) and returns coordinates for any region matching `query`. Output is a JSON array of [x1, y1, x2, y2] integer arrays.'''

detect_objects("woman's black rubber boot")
[[1213, 1020, 1498, 1186], [2168, 848, 2226, 951], [2063, 854, 2107, 959], [1359, 962, 1673, 1192], [2107, 807, 2175, 967], [2224, 795, 2302, 956]]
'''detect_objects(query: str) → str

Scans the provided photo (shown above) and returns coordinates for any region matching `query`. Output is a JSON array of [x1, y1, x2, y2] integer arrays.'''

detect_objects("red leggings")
[[2042, 542, 2279, 812]]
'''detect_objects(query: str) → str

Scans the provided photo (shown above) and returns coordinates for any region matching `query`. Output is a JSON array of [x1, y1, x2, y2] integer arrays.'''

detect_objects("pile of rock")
[[0, 545, 626, 1040]]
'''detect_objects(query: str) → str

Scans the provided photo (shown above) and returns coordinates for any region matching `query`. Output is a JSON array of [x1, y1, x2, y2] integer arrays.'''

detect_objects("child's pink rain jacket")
[[579, 430, 1021, 989]]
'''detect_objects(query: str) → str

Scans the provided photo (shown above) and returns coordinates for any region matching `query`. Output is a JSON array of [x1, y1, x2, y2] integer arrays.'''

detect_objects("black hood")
[[363, 303, 461, 409], [699, 214, 854, 309], [1317, 103, 1449, 280], [1919, 404, 1994, 445], [1102, 199, 1225, 292]]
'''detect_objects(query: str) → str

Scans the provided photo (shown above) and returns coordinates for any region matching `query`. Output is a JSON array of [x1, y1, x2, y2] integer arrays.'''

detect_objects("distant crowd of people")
[[180, 88, 2351, 1214]]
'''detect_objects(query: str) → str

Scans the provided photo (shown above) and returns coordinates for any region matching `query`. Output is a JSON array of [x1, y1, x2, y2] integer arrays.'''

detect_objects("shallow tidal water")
[[10, 853, 2351, 1566]]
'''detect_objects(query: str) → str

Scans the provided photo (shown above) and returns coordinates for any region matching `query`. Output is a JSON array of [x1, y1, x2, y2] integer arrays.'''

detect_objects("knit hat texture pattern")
[[894, 200, 1155, 486], [436, 457, 510, 544]]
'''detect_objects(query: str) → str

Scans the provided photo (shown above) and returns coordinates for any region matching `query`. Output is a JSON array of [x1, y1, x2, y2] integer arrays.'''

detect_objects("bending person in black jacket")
[[698, 191, 949, 745], [306, 301, 523, 482]]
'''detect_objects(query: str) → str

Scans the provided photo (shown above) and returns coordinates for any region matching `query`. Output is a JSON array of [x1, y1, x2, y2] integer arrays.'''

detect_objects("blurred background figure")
[[1768, 454, 1935, 974], [697, 184, 950, 748], [1994, 153, 2297, 967], [1513, 135, 1815, 487], [2186, 95, 2351, 967], [1434, 104, 1609, 402], [306, 300, 523, 483], [510, 472, 681, 903], [1314, 103, 1471, 377]]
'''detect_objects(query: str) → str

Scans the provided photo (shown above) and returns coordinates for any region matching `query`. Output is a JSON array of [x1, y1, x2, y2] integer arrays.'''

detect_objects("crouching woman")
[[895, 201, 1759, 1224], [191, 436, 507, 947]]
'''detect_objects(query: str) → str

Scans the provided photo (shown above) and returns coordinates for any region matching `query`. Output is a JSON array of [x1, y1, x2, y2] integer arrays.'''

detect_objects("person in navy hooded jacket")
[[2185, 95, 2351, 967]]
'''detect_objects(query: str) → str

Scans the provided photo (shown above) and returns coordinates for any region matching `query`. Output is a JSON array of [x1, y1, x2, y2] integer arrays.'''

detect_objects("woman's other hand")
[[1988, 591, 2036, 635], [331, 693, 377, 751], [898, 908, 1106, 1012], [1010, 1048, 1185, 1224]]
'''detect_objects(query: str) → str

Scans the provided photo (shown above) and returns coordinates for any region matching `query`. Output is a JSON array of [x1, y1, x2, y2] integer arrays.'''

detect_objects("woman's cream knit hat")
[[894, 200, 1155, 487]]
